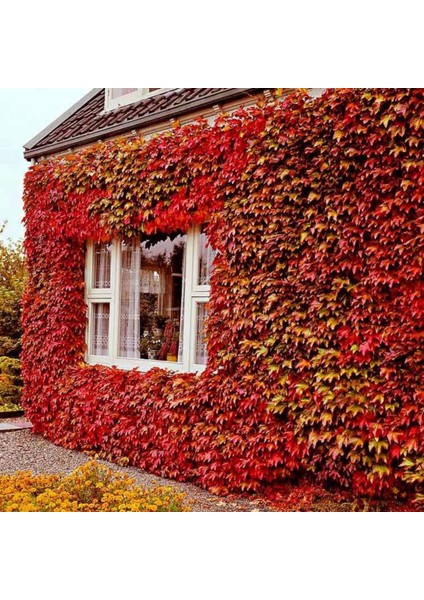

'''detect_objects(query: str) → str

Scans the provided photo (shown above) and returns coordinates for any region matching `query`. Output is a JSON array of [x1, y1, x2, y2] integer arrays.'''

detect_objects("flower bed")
[[0, 461, 190, 512]]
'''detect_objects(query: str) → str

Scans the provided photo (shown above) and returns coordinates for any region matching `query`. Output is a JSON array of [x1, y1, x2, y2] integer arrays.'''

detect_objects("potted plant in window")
[[154, 314, 168, 337], [147, 335, 162, 360], [139, 336, 150, 359], [139, 333, 162, 360]]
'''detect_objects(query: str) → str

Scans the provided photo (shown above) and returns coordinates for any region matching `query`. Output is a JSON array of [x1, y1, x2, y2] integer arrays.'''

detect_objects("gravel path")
[[0, 420, 273, 512]]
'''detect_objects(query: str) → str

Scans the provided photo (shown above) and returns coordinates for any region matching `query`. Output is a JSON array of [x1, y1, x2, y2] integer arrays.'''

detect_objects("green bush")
[[0, 357, 22, 410], [0, 225, 26, 411], [0, 336, 20, 357], [0, 356, 21, 377]]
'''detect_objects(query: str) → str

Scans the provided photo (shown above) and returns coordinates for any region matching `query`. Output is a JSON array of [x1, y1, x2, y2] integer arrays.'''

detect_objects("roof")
[[24, 88, 265, 161]]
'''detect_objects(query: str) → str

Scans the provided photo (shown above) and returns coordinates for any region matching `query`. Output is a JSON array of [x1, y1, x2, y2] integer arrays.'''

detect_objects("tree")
[[0, 223, 26, 411]]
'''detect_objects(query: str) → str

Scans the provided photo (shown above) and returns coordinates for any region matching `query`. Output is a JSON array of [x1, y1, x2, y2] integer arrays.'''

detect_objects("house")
[[22, 88, 424, 496], [24, 88, 269, 374]]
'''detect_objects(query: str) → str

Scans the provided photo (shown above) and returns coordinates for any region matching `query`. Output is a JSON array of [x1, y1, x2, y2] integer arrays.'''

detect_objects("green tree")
[[0, 223, 26, 411]]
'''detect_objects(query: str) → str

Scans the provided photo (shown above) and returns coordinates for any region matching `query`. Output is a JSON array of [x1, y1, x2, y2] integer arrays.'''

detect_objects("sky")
[[0, 89, 91, 241]]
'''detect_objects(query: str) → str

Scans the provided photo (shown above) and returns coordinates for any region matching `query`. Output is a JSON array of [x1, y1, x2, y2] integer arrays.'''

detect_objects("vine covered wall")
[[22, 89, 424, 497]]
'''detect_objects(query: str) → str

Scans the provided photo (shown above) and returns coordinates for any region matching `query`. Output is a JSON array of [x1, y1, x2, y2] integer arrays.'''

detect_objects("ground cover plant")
[[22, 88, 424, 500], [0, 461, 190, 512]]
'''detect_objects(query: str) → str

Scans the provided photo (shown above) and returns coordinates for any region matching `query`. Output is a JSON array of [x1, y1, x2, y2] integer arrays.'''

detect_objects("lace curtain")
[[92, 303, 110, 356], [119, 241, 141, 358], [198, 230, 216, 286], [93, 243, 111, 288], [195, 303, 208, 364]]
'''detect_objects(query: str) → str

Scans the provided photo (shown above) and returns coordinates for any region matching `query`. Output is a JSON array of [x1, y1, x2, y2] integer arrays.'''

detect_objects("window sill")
[[85, 355, 205, 374]]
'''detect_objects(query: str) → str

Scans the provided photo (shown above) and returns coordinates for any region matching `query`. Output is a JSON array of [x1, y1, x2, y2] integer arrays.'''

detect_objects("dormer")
[[105, 88, 161, 111]]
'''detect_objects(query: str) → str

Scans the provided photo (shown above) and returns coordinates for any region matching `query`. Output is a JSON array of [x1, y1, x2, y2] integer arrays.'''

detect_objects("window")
[[105, 88, 162, 111], [85, 226, 216, 373], [111, 88, 138, 99]]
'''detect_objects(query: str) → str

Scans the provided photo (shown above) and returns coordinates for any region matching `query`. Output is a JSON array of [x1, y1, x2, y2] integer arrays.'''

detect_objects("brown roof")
[[24, 88, 265, 160]]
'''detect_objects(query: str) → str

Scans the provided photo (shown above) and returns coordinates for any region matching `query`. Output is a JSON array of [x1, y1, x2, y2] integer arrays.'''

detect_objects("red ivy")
[[22, 89, 424, 498]]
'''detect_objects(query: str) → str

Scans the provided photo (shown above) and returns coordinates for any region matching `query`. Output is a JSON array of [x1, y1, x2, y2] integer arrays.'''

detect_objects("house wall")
[[22, 88, 424, 497]]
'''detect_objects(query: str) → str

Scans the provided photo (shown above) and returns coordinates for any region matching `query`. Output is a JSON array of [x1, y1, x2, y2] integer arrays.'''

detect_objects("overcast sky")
[[0, 89, 91, 241]]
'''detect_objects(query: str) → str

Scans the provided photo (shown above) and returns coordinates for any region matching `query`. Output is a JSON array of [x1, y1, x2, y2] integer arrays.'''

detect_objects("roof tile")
[[28, 88, 260, 155]]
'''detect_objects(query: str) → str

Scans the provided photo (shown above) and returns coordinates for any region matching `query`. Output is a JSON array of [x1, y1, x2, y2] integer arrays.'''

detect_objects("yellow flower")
[[0, 461, 190, 512]]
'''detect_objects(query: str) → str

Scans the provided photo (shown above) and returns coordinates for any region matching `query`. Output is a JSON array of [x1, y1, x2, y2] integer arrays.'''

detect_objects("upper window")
[[105, 88, 161, 111], [85, 226, 216, 373]]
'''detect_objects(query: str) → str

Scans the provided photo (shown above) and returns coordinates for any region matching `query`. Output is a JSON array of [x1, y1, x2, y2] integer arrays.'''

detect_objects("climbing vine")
[[22, 89, 424, 497]]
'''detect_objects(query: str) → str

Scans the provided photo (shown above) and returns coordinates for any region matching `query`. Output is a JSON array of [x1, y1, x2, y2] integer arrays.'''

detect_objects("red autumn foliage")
[[22, 89, 424, 498]]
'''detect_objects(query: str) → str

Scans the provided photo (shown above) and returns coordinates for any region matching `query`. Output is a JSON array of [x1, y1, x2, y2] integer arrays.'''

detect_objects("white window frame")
[[190, 224, 212, 370], [85, 226, 212, 374], [104, 88, 170, 111]]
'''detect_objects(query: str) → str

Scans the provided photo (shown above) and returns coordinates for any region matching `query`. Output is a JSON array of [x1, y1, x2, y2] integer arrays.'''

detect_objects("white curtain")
[[140, 268, 163, 294], [94, 243, 111, 288], [195, 303, 208, 365], [119, 241, 141, 358], [198, 234, 216, 286], [92, 303, 110, 356]]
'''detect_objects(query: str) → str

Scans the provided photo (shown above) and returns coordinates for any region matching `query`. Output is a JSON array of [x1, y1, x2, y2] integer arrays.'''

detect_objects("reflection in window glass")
[[195, 303, 209, 365], [198, 225, 216, 286], [119, 234, 187, 362], [91, 303, 110, 356], [93, 243, 112, 288]]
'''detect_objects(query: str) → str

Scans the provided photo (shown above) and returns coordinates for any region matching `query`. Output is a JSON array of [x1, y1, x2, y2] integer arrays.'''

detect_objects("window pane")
[[198, 225, 216, 286], [195, 302, 209, 365], [90, 303, 110, 356], [93, 242, 111, 288], [111, 88, 137, 99], [119, 241, 141, 358], [119, 234, 187, 362]]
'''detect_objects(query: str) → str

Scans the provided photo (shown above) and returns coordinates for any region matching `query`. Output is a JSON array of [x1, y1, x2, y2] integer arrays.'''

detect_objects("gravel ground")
[[0, 420, 273, 512]]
